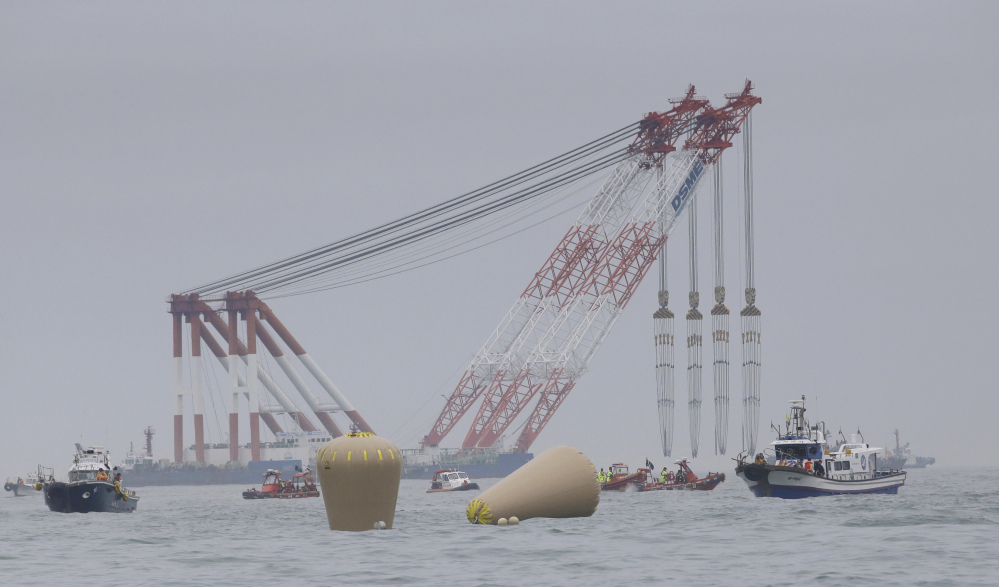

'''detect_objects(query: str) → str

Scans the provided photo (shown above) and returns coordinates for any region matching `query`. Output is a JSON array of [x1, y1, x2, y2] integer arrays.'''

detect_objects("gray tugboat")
[[882, 429, 935, 470], [4, 470, 43, 497], [42, 445, 139, 513]]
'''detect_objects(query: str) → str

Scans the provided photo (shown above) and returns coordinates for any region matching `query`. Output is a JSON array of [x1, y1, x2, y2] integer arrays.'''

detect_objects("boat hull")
[[4, 482, 40, 497], [601, 473, 646, 491], [242, 490, 319, 499], [427, 483, 479, 493], [43, 481, 139, 513], [643, 472, 726, 491], [736, 463, 905, 499]]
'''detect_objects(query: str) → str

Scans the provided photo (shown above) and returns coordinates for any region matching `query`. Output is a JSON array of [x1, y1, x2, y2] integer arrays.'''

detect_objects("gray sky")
[[2, 1, 998, 476]]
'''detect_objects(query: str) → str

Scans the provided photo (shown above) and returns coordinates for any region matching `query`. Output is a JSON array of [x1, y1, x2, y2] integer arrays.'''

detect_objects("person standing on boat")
[[814, 460, 825, 477], [660, 467, 668, 483]]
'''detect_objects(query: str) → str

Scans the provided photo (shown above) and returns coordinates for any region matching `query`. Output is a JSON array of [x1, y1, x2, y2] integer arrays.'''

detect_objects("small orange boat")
[[242, 468, 320, 499], [600, 463, 647, 491]]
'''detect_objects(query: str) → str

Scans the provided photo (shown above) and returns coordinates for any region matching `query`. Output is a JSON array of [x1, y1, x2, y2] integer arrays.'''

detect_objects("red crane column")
[[190, 315, 206, 464], [253, 316, 341, 436], [259, 302, 373, 434], [196, 313, 288, 435], [172, 312, 184, 464], [245, 306, 261, 461], [227, 307, 240, 463]]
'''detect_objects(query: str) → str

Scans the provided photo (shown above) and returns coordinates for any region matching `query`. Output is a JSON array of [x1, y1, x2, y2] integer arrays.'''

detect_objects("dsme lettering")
[[670, 162, 703, 213]]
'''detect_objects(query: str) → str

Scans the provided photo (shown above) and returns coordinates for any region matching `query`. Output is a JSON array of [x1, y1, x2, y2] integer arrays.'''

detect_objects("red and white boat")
[[242, 468, 319, 499], [600, 463, 648, 491], [427, 469, 479, 493], [601, 459, 725, 492], [640, 458, 725, 491]]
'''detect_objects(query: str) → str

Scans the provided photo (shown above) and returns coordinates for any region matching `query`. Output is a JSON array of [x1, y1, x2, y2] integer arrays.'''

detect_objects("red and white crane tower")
[[424, 82, 761, 454], [168, 82, 762, 464]]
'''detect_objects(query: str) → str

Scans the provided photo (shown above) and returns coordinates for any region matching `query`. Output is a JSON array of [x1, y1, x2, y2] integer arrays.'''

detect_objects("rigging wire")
[[270, 150, 612, 288], [247, 149, 631, 294], [178, 122, 640, 297], [268, 171, 604, 298]]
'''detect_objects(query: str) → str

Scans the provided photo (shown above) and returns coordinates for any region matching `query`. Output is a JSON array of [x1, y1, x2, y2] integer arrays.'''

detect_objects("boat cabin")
[[823, 438, 881, 481], [69, 446, 114, 483], [609, 463, 630, 478], [764, 397, 831, 465], [430, 469, 472, 490]]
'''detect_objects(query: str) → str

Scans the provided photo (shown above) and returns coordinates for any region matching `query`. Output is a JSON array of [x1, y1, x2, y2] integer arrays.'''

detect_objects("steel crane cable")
[[269, 170, 607, 296], [248, 148, 631, 294], [196, 127, 632, 296], [250, 147, 620, 291], [245, 147, 630, 293], [272, 171, 599, 293], [285, 119, 703, 294], [184, 122, 640, 295]]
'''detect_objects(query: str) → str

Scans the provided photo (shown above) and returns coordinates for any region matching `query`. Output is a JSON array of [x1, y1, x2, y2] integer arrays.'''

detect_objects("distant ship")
[[882, 429, 935, 469], [4, 470, 42, 497], [400, 446, 532, 480], [124, 427, 532, 484], [120, 427, 310, 487]]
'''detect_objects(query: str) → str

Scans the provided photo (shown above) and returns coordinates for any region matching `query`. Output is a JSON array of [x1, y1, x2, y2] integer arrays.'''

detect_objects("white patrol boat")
[[427, 469, 480, 493], [735, 397, 906, 498]]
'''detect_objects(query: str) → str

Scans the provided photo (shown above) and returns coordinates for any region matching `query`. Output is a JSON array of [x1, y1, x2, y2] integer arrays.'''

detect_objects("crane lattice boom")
[[425, 82, 761, 453]]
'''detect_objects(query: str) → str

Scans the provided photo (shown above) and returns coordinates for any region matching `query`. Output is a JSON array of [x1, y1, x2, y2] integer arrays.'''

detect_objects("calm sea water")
[[2, 466, 997, 586]]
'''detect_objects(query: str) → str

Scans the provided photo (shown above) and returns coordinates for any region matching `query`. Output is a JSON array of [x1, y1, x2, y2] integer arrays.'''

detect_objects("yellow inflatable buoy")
[[316, 432, 402, 531], [467, 445, 599, 525]]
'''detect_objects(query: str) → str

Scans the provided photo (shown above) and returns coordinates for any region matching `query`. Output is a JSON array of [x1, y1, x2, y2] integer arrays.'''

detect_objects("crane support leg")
[[189, 316, 206, 464], [172, 312, 184, 464], [259, 302, 372, 433], [711, 160, 730, 455], [654, 238, 675, 458], [687, 193, 703, 458], [514, 378, 577, 453]]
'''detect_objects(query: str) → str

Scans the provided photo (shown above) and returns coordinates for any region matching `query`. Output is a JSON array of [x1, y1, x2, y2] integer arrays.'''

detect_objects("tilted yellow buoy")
[[466, 445, 599, 525], [316, 432, 402, 531]]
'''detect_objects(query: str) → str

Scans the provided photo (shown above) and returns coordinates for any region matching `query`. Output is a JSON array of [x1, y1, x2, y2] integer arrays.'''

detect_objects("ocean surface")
[[2, 465, 997, 586]]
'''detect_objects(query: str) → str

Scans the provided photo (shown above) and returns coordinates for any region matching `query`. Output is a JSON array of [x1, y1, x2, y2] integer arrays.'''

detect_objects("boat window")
[[775, 445, 813, 460], [448, 474, 458, 480], [458, 473, 468, 479], [842, 460, 851, 470], [833, 461, 842, 471]]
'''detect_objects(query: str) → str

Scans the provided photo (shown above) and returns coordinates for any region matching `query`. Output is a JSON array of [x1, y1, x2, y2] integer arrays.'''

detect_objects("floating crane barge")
[[164, 82, 763, 478]]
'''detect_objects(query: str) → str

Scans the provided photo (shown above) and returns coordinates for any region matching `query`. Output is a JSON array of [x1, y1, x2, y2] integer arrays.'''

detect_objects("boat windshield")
[[69, 470, 99, 482], [775, 444, 822, 460]]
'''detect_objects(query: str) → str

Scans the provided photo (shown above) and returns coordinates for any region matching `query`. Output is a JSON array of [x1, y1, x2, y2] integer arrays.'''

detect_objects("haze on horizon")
[[2, 1, 997, 477]]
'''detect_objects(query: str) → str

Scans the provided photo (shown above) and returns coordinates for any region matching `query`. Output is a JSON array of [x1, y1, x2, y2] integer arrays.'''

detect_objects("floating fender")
[[466, 445, 599, 525], [316, 432, 402, 532], [3, 482, 12, 492]]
